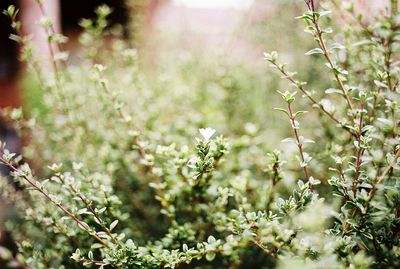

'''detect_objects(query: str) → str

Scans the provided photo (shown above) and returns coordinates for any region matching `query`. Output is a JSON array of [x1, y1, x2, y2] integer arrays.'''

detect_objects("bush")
[[0, 1, 399, 268]]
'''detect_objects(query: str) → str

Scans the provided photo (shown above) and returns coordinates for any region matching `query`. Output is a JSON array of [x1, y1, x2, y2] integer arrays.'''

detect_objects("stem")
[[252, 239, 278, 258], [309, 10, 354, 111], [36, 2, 74, 117], [329, 0, 375, 38], [79, 258, 106, 265], [270, 61, 353, 135], [344, 147, 400, 235], [8, 6, 70, 119], [99, 80, 146, 158], [243, 213, 279, 258], [55, 172, 119, 244], [265, 161, 280, 211], [37, 2, 66, 69], [330, 0, 398, 91], [37, 3, 60, 77], [287, 103, 310, 181], [67, 184, 119, 245], [367, 147, 400, 202], [0, 157, 111, 249], [384, 40, 394, 91], [352, 102, 365, 196]]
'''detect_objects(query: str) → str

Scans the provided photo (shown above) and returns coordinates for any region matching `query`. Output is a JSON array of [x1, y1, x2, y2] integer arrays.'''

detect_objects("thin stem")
[[265, 160, 280, 211], [288, 103, 310, 181], [344, 147, 400, 235], [79, 258, 106, 265], [367, 147, 400, 202], [330, 0, 398, 91], [54, 172, 119, 244], [329, 0, 375, 38], [383, 40, 394, 91], [0, 157, 111, 249], [352, 102, 365, 196], [36, 2, 73, 116], [63, 181, 119, 245], [270, 61, 353, 135], [342, 207, 358, 235], [99, 81, 146, 158], [243, 212, 279, 258], [37, 2, 66, 70], [37, 3, 60, 75], [308, 9, 354, 111], [252, 239, 278, 258]]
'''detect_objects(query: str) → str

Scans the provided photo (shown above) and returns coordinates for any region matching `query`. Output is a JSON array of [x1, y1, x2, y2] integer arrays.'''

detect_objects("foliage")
[[0, 0, 400, 268]]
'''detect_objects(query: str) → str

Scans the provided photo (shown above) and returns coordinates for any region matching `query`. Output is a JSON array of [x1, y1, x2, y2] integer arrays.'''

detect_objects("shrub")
[[0, 0, 399, 268]]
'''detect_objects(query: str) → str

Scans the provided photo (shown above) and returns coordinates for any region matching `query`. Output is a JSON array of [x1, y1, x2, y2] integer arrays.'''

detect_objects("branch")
[[0, 156, 111, 249], [287, 102, 310, 181], [269, 61, 353, 135], [367, 147, 400, 202], [352, 102, 365, 196], [308, 8, 354, 111]]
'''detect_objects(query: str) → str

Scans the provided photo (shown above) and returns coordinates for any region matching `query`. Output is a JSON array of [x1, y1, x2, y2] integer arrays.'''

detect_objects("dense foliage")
[[0, 0, 399, 268]]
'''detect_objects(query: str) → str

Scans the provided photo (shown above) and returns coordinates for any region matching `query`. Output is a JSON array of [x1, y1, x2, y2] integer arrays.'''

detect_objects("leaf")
[[346, 218, 359, 227], [318, 10, 332, 17], [0, 246, 12, 260], [7, 5, 15, 17], [207, 236, 216, 244], [97, 207, 107, 214], [88, 251, 93, 260], [263, 51, 278, 62], [281, 137, 295, 143], [321, 27, 333, 34], [352, 40, 375, 47], [329, 43, 345, 51], [295, 13, 314, 22], [374, 80, 388, 89], [305, 48, 324, 55], [359, 183, 372, 189], [274, 108, 289, 117], [325, 88, 342, 95], [109, 220, 119, 231], [205, 252, 216, 261], [377, 118, 392, 125], [294, 111, 308, 118], [91, 243, 103, 249], [77, 208, 88, 215], [9, 34, 21, 43]]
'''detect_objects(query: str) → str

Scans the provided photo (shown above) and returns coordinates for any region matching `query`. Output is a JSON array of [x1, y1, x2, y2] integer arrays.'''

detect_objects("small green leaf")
[[109, 220, 119, 231], [325, 88, 342, 95], [205, 252, 216, 261], [305, 48, 324, 55], [7, 5, 15, 17], [274, 108, 290, 117]]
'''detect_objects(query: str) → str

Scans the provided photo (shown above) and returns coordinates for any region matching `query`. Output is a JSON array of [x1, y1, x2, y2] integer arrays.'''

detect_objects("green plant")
[[0, 1, 399, 268]]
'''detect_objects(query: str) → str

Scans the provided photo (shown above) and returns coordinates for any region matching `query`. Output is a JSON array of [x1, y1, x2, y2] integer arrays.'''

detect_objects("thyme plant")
[[0, 0, 399, 268]]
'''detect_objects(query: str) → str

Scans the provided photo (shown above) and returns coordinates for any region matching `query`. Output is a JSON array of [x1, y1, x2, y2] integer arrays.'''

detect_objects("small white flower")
[[199, 128, 216, 141], [187, 157, 199, 169]]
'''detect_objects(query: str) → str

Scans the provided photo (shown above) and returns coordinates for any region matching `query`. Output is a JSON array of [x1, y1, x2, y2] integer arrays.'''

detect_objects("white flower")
[[187, 157, 199, 169], [199, 128, 216, 141]]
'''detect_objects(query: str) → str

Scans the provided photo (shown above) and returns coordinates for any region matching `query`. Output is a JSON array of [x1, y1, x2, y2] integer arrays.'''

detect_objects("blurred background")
[[0, 0, 320, 162], [0, 0, 379, 265]]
